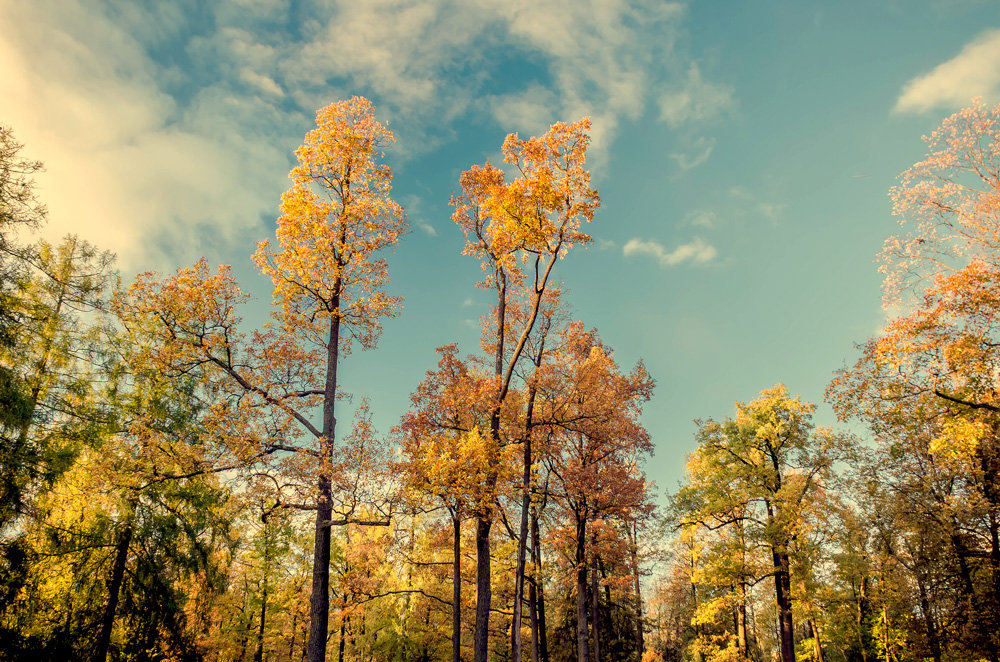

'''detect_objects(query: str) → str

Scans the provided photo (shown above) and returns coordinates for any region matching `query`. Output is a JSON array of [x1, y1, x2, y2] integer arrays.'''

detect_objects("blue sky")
[[3, 0, 1000, 494]]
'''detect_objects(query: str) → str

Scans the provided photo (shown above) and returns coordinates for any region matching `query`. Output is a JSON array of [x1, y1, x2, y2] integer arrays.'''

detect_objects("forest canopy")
[[4, 96, 1000, 662]]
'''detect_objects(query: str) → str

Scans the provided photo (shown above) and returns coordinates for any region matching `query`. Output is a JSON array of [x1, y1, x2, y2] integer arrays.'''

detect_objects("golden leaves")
[[254, 96, 407, 352]]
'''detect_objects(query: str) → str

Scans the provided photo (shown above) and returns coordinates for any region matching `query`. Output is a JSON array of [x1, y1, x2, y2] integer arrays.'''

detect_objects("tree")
[[120, 96, 406, 662], [677, 386, 850, 662], [451, 117, 597, 662], [539, 323, 654, 662], [830, 100, 1000, 660]]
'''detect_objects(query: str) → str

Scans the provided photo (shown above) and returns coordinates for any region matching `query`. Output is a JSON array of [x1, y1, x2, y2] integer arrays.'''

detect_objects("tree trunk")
[[808, 619, 824, 662], [736, 583, 748, 659], [627, 522, 645, 657], [916, 577, 941, 662], [254, 585, 268, 662], [512, 337, 545, 662], [307, 310, 341, 662], [93, 519, 133, 662], [772, 548, 795, 662], [338, 602, 348, 662], [590, 552, 601, 662], [454, 515, 462, 662], [532, 508, 550, 662], [529, 570, 539, 662], [474, 514, 493, 662], [576, 514, 590, 662]]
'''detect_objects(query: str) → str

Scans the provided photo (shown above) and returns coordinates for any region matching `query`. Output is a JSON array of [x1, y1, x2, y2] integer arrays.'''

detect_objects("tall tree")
[[451, 118, 597, 662], [121, 96, 405, 662]]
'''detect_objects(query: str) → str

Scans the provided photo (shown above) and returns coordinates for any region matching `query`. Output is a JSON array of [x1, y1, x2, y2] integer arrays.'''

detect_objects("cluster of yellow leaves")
[[254, 96, 406, 351], [451, 117, 597, 283]]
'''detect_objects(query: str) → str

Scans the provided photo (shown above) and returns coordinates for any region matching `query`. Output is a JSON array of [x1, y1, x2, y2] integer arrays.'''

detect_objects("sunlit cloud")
[[623, 237, 717, 267], [895, 28, 1000, 113]]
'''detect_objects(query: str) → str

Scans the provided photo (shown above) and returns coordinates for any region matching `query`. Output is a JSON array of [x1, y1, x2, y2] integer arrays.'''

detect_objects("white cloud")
[[0, 0, 294, 271], [623, 237, 717, 267], [895, 28, 1000, 114], [240, 67, 283, 96], [686, 210, 716, 228], [417, 222, 437, 236], [0, 0, 728, 268], [670, 136, 715, 170], [659, 62, 735, 127]]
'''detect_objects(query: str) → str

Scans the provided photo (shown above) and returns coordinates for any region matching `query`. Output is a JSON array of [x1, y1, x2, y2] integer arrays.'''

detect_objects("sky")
[[3, 0, 1000, 496]]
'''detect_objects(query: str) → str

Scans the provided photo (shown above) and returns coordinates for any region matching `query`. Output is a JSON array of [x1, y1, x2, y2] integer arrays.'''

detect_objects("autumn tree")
[[538, 323, 654, 662], [119, 96, 405, 662], [451, 117, 597, 662], [677, 386, 851, 662], [830, 100, 1000, 660], [398, 344, 501, 662]]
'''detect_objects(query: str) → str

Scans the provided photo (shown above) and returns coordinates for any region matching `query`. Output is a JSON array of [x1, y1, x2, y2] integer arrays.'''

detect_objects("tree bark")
[[590, 552, 601, 662], [306, 309, 341, 662], [575, 514, 590, 662], [772, 547, 795, 662], [532, 508, 550, 662], [474, 514, 493, 662], [627, 522, 645, 657], [93, 519, 133, 662], [736, 583, 748, 659], [254, 585, 268, 662], [512, 359, 542, 661], [454, 515, 462, 662], [808, 619, 824, 662]]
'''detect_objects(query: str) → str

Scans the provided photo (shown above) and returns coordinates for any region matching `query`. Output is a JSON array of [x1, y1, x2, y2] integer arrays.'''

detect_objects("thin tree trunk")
[[307, 309, 341, 662], [475, 273, 506, 662], [808, 619, 824, 662], [917, 577, 941, 662], [93, 519, 133, 662], [590, 552, 601, 662], [454, 515, 462, 662], [627, 522, 645, 657], [254, 585, 268, 662], [532, 508, 550, 662], [512, 330, 546, 662], [338, 607, 347, 662], [529, 571, 539, 662], [736, 582, 748, 659], [576, 514, 590, 662]]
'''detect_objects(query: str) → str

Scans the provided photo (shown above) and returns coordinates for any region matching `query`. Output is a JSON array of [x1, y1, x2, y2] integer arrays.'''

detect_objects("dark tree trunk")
[[532, 508, 550, 662], [307, 310, 341, 662], [590, 552, 601, 662], [627, 522, 645, 657], [474, 514, 493, 662], [512, 334, 545, 662], [93, 520, 133, 662], [575, 514, 590, 662], [338, 594, 348, 662], [772, 547, 795, 662], [254, 585, 268, 662], [454, 515, 462, 662]]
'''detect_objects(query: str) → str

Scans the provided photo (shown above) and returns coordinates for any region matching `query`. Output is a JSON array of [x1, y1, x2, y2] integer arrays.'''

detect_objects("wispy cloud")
[[670, 136, 715, 170], [623, 237, 717, 267], [685, 210, 716, 228], [659, 62, 735, 127], [895, 28, 1000, 114], [0, 0, 730, 268]]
